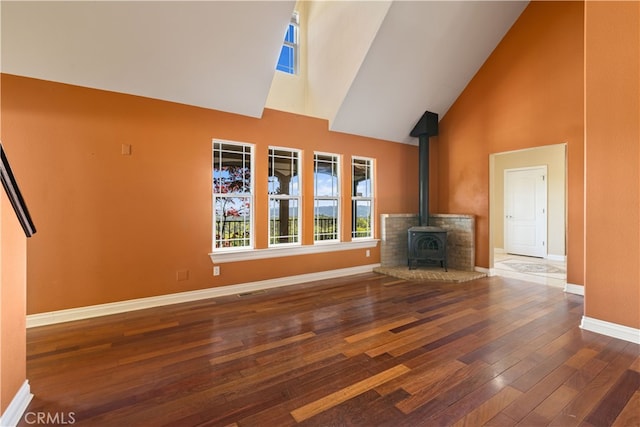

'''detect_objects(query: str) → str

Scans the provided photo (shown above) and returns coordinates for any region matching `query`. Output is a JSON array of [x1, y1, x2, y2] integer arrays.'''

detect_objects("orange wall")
[[0, 74, 419, 314], [0, 65, 28, 414], [584, 1, 639, 329], [436, 1, 585, 285], [0, 193, 28, 414]]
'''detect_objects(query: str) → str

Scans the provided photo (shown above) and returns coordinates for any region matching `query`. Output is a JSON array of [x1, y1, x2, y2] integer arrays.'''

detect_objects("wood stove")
[[408, 226, 447, 271], [407, 111, 448, 271]]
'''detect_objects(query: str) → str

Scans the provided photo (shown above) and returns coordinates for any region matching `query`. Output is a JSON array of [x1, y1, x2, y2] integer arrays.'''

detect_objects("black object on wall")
[[410, 111, 439, 226], [407, 111, 447, 271], [0, 143, 36, 237]]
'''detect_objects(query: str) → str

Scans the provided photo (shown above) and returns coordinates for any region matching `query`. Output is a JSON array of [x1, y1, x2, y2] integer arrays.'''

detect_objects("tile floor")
[[492, 250, 567, 287]]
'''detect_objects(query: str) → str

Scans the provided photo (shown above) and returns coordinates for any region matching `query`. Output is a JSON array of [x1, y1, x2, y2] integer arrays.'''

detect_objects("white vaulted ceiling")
[[1, 1, 297, 118], [1, 1, 528, 144], [330, 1, 528, 144]]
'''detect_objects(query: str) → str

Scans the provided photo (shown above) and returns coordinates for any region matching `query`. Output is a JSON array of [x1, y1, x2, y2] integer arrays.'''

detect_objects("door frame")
[[489, 143, 567, 272]]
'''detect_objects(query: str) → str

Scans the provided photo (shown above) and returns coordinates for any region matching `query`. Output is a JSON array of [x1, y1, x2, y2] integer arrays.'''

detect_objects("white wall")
[[265, 1, 392, 122], [265, 1, 308, 115]]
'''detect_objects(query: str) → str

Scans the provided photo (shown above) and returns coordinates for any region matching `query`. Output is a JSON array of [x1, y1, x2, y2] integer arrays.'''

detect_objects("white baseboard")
[[0, 380, 32, 427], [475, 266, 491, 275], [580, 316, 640, 344], [564, 283, 584, 295], [27, 264, 380, 328], [546, 254, 566, 262]]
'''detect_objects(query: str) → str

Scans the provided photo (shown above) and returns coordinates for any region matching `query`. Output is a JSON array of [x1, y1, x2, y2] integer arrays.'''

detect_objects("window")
[[268, 148, 301, 245], [276, 12, 299, 74], [212, 141, 253, 249], [352, 157, 374, 239], [314, 153, 340, 242]]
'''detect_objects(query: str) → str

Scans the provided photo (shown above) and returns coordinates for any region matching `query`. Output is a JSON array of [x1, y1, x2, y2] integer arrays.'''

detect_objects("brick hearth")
[[379, 213, 477, 271]]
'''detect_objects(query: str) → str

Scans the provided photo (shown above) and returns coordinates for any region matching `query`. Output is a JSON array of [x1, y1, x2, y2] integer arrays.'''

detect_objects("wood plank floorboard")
[[18, 274, 639, 426]]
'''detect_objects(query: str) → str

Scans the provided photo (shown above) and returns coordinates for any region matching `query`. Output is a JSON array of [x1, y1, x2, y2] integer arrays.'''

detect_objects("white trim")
[[267, 146, 303, 247], [564, 283, 584, 296], [580, 316, 640, 344], [475, 266, 491, 275], [351, 155, 375, 240], [494, 247, 506, 254], [212, 139, 256, 252], [27, 264, 380, 328], [313, 151, 342, 242], [0, 380, 32, 427], [546, 254, 566, 262], [210, 239, 378, 264]]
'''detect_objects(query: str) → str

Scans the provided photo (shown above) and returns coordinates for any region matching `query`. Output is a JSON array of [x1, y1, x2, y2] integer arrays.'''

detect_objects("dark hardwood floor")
[[20, 273, 639, 426]]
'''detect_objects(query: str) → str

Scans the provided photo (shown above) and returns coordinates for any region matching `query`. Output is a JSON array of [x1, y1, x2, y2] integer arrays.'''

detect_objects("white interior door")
[[504, 166, 547, 257]]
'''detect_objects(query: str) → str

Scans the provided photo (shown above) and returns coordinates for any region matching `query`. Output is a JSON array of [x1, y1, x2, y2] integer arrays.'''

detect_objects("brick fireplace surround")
[[380, 213, 476, 271]]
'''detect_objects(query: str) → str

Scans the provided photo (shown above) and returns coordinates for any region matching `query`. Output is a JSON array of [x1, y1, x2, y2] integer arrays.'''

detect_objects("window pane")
[[214, 196, 251, 248], [352, 157, 373, 239], [269, 198, 299, 244], [314, 154, 339, 197], [268, 148, 301, 246], [276, 45, 295, 74], [284, 23, 296, 43], [268, 149, 299, 196], [213, 143, 251, 194], [277, 12, 298, 74], [314, 199, 338, 241], [352, 159, 371, 197], [352, 200, 372, 238]]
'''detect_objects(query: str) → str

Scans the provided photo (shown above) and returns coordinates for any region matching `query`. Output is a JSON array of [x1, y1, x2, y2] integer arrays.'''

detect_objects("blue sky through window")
[[276, 45, 294, 74], [284, 24, 295, 43], [276, 21, 296, 74]]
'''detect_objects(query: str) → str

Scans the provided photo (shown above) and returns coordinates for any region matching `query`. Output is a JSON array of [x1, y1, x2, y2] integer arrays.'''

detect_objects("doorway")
[[489, 144, 567, 286]]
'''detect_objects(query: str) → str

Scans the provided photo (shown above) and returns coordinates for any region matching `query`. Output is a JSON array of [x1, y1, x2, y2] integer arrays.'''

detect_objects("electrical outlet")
[[213, 266, 220, 276], [366, 249, 371, 257]]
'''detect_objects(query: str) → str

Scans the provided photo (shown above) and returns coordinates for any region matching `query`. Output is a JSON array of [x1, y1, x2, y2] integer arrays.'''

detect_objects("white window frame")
[[351, 156, 375, 240], [212, 139, 255, 251], [313, 152, 341, 243], [276, 11, 299, 74], [268, 147, 302, 247]]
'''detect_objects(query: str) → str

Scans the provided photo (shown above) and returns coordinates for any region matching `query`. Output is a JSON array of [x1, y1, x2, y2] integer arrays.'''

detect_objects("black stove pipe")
[[418, 134, 429, 226], [410, 111, 439, 226]]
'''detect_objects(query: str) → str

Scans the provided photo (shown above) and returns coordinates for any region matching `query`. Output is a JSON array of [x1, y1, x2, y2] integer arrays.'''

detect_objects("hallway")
[[493, 251, 567, 288]]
